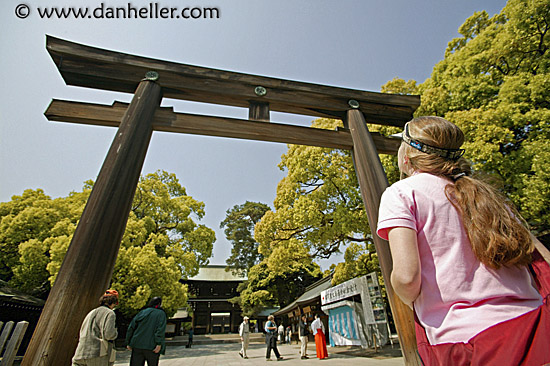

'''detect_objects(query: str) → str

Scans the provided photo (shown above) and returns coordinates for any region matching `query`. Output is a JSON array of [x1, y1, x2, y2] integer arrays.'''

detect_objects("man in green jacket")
[[126, 297, 167, 366]]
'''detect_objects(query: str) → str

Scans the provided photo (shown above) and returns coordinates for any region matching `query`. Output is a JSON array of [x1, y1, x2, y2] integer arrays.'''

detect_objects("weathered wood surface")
[[1, 321, 29, 366], [248, 101, 270, 122], [46, 36, 419, 126], [346, 109, 421, 366], [534, 236, 550, 264], [22, 80, 162, 366], [45, 99, 402, 154], [0, 322, 14, 357]]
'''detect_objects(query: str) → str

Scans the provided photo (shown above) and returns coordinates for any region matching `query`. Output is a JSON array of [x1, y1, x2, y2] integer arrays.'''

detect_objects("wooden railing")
[[0, 321, 29, 366]]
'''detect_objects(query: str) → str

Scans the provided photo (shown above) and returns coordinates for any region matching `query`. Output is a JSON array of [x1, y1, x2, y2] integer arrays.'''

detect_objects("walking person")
[[264, 315, 283, 361], [238, 316, 250, 359], [286, 326, 292, 344], [72, 290, 119, 366], [277, 324, 284, 343], [377, 116, 550, 366], [126, 297, 167, 366], [298, 315, 309, 360], [311, 314, 328, 360]]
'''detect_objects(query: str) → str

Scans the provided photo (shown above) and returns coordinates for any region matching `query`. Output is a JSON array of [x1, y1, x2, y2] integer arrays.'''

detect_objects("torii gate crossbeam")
[[23, 36, 421, 366]]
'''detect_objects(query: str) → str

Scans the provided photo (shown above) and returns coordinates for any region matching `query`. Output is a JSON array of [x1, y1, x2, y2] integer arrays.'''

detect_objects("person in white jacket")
[[278, 324, 284, 343], [238, 316, 250, 359], [311, 314, 328, 360], [72, 290, 119, 366]]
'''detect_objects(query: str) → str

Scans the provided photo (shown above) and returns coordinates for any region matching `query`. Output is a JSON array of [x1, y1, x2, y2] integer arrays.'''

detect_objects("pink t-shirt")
[[377, 172, 542, 345]]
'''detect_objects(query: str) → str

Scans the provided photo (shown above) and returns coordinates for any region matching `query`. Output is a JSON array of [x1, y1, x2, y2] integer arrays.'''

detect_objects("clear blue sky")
[[0, 0, 507, 268]]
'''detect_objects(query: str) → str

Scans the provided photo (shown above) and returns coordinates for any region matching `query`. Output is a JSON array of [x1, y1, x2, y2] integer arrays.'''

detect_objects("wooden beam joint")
[[248, 101, 270, 122]]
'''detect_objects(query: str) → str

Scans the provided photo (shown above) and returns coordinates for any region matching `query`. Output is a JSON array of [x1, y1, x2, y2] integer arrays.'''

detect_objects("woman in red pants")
[[311, 313, 328, 360]]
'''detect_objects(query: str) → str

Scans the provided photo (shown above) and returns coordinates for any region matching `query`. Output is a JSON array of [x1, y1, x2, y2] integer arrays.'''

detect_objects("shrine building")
[[182, 265, 246, 334]]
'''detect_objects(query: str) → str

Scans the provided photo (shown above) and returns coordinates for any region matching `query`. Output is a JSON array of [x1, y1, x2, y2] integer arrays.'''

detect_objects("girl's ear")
[[401, 154, 413, 177]]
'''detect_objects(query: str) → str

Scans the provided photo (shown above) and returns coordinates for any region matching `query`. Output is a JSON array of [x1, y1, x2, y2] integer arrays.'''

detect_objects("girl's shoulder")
[[387, 173, 446, 192], [383, 173, 448, 206]]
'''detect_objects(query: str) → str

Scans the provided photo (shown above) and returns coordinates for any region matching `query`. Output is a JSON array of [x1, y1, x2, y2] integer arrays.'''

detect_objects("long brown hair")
[[401, 116, 533, 269]]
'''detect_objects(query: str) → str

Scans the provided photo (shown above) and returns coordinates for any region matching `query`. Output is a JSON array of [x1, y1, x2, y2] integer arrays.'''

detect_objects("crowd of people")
[[71, 289, 331, 365]]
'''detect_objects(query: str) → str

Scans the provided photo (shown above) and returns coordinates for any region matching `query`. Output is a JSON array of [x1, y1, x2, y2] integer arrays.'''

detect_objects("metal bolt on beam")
[[254, 86, 267, 96], [348, 99, 360, 109], [143, 71, 159, 81]]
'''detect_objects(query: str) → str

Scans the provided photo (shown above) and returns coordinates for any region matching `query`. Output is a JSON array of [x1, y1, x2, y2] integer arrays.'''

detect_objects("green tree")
[[0, 170, 215, 316], [220, 201, 270, 275], [330, 242, 380, 285], [237, 259, 322, 316], [0, 189, 86, 296], [412, 0, 550, 241], [254, 118, 371, 263], [251, 117, 402, 291]]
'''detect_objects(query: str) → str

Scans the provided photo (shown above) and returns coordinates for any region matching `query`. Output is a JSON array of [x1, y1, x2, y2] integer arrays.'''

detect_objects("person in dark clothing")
[[298, 315, 310, 359], [187, 328, 193, 348], [264, 315, 283, 361], [126, 297, 167, 366]]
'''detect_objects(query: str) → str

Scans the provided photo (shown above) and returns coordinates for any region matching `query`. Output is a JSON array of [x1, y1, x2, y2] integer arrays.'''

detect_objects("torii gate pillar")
[[22, 76, 162, 366], [347, 109, 421, 365]]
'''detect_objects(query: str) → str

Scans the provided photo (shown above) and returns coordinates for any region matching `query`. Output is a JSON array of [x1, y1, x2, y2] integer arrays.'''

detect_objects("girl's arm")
[[387, 227, 421, 308]]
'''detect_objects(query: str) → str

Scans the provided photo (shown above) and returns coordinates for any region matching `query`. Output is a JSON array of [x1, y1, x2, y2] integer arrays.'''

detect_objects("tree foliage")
[[413, 0, 550, 239], [329, 242, 379, 285], [0, 170, 215, 316], [237, 259, 322, 316], [220, 201, 270, 275], [0, 188, 86, 296], [249, 117, 396, 290], [254, 118, 371, 262]]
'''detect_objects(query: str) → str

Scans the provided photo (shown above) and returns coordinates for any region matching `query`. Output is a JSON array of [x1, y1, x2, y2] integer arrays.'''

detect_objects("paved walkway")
[[114, 342, 405, 366]]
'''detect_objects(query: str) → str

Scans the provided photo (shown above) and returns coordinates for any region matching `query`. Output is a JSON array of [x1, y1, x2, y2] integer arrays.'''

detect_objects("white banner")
[[321, 277, 361, 305]]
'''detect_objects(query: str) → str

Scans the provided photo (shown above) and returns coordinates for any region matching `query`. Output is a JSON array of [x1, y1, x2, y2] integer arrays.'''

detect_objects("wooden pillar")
[[248, 101, 270, 122], [22, 76, 162, 366], [346, 109, 421, 365]]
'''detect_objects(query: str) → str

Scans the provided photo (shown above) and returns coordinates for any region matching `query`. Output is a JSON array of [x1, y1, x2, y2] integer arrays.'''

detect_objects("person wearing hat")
[[72, 290, 119, 366], [126, 296, 167, 366], [238, 316, 250, 359]]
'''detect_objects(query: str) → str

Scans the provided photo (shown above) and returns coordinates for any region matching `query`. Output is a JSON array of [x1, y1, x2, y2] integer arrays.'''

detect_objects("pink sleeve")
[[377, 184, 417, 240]]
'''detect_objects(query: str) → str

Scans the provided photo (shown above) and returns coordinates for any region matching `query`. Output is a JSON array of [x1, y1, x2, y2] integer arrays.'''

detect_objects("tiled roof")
[[187, 265, 247, 282], [273, 275, 332, 316]]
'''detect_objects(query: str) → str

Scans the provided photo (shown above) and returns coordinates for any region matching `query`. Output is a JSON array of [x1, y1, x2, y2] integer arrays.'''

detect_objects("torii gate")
[[23, 36, 422, 366]]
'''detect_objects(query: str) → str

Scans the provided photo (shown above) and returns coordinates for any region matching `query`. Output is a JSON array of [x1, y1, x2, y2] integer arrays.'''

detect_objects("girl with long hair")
[[377, 116, 549, 365]]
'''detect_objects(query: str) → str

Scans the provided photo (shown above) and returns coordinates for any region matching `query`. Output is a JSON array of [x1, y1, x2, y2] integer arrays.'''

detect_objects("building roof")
[[0, 280, 45, 307], [256, 307, 281, 317], [273, 275, 332, 316], [187, 265, 247, 282]]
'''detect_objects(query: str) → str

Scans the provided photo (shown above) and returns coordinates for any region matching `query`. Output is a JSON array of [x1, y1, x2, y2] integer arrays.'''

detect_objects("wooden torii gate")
[[23, 36, 422, 366]]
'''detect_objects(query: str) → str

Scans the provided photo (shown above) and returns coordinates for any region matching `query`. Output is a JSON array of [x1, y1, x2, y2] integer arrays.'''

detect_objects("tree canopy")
[[220, 201, 270, 275], [236, 259, 322, 316], [254, 118, 371, 263], [413, 0, 550, 241], [221, 118, 379, 309], [0, 170, 215, 316]]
